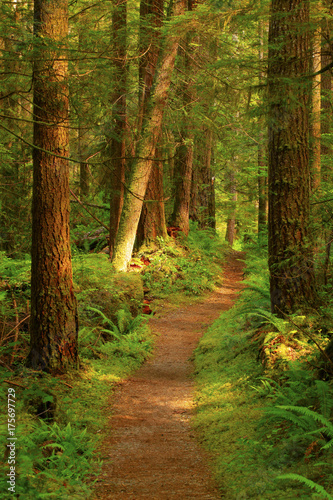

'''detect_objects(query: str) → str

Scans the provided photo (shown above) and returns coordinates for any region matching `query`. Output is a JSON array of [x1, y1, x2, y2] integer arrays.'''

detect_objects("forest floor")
[[93, 250, 246, 500]]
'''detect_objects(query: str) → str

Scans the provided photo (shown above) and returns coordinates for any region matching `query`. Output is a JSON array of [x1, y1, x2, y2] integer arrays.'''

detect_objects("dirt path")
[[93, 251, 245, 499]]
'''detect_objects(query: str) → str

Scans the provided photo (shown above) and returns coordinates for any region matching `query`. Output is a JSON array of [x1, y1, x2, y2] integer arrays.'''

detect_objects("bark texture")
[[112, 0, 186, 271], [268, 0, 316, 315], [190, 129, 216, 230], [136, 0, 167, 248], [28, 0, 78, 372]]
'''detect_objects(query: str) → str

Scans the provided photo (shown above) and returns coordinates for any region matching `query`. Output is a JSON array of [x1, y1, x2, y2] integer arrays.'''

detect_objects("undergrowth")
[[140, 221, 227, 301], [194, 241, 333, 499], [0, 223, 226, 498], [0, 251, 153, 499]]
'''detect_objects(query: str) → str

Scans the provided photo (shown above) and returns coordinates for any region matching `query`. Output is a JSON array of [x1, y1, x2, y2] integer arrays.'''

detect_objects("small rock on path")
[[93, 251, 245, 499]]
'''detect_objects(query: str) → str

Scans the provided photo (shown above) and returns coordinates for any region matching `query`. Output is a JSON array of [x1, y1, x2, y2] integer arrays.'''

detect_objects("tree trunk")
[[258, 18, 268, 237], [267, 0, 316, 315], [28, 0, 78, 373], [137, 149, 167, 246], [112, 0, 186, 271], [225, 169, 237, 246], [136, 0, 167, 248], [108, 0, 127, 258], [311, 26, 321, 192], [190, 128, 216, 229], [171, 131, 193, 235]]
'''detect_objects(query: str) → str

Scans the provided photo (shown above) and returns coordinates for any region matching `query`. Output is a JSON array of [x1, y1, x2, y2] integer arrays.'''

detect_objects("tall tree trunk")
[[171, 0, 196, 236], [225, 169, 237, 246], [267, 0, 316, 315], [311, 26, 321, 192], [137, 148, 167, 246], [136, 0, 167, 248], [258, 17, 268, 238], [112, 0, 186, 271], [108, 0, 127, 258], [28, 0, 78, 372], [171, 131, 193, 235], [190, 128, 216, 229], [78, 28, 90, 198]]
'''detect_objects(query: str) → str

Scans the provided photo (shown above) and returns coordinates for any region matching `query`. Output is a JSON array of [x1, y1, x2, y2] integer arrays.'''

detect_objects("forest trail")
[[93, 251, 246, 499]]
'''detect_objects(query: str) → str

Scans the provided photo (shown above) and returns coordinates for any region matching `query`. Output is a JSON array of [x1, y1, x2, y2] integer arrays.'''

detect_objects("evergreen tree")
[[267, 0, 316, 315], [28, 0, 78, 372]]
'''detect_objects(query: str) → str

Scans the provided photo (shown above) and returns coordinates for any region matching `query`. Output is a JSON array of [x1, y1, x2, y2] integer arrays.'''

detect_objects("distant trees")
[[2, 0, 333, 370]]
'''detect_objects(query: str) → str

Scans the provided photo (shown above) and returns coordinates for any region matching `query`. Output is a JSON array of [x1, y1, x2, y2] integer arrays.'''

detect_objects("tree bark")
[[136, 0, 167, 248], [268, 0, 316, 315], [112, 0, 186, 271], [171, 131, 193, 236], [190, 128, 216, 229], [28, 0, 78, 372], [311, 26, 321, 192], [225, 169, 237, 246], [258, 18, 268, 237]]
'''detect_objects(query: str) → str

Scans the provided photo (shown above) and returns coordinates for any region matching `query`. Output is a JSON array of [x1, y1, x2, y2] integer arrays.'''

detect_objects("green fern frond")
[[315, 380, 333, 419], [322, 438, 333, 450], [265, 406, 307, 428], [276, 473, 333, 499], [241, 284, 271, 300], [85, 305, 115, 328], [100, 328, 120, 340], [277, 406, 333, 439]]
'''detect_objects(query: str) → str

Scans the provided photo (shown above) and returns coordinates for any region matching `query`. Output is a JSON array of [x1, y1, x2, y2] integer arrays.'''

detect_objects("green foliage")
[[275, 474, 333, 500], [142, 223, 226, 300], [193, 244, 333, 499]]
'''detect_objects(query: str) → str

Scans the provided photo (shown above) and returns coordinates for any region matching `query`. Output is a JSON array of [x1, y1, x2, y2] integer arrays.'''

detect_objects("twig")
[[61, 381, 73, 389], [70, 190, 110, 232], [3, 380, 26, 389], [6, 315, 30, 340]]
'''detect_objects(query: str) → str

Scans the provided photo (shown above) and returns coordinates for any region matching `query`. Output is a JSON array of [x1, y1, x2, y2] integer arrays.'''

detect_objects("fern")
[[315, 380, 333, 419], [276, 473, 333, 499], [277, 405, 333, 440]]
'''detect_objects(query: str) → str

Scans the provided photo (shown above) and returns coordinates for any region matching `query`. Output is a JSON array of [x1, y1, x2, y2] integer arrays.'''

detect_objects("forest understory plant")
[[194, 241, 333, 499]]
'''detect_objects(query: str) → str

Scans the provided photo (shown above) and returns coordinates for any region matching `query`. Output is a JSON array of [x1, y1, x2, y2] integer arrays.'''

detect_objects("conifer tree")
[[267, 0, 316, 315], [28, 0, 78, 372]]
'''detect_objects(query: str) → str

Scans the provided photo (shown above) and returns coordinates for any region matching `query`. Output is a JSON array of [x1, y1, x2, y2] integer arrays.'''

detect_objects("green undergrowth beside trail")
[[194, 242, 333, 500], [138, 221, 227, 306], [0, 223, 227, 498]]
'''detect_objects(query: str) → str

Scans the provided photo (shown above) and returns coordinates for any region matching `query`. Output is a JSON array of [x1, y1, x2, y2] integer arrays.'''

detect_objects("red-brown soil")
[[93, 251, 245, 499]]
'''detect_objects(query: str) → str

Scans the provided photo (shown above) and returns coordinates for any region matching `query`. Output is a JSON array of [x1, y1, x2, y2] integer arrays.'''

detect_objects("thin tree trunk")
[[108, 0, 127, 258], [225, 169, 237, 246], [311, 26, 321, 192], [190, 128, 216, 229], [258, 18, 268, 237], [28, 0, 78, 372], [268, 0, 316, 315], [112, 0, 186, 271], [171, 131, 193, 235]]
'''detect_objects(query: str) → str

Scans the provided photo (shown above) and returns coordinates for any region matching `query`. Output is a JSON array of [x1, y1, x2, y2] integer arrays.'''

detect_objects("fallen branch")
[[3, 379, 26, 389]]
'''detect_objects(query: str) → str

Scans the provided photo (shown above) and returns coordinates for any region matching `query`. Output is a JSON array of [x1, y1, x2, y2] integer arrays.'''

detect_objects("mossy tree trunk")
[[112, 0, 186, 271], [28, 0, 78, 373], [267, 0, 316, 315]]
